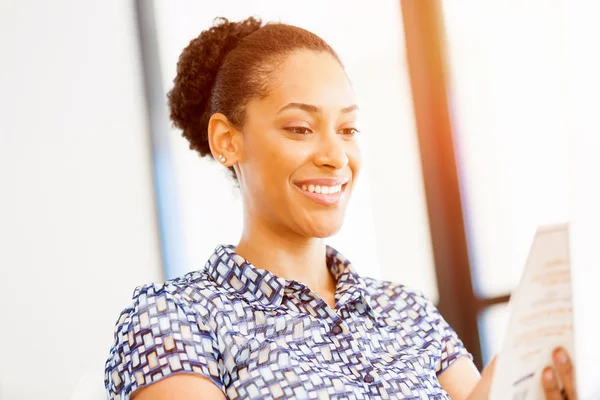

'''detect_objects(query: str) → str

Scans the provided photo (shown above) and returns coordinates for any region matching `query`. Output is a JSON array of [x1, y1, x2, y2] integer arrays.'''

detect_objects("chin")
[[304, 220, 344, 239]]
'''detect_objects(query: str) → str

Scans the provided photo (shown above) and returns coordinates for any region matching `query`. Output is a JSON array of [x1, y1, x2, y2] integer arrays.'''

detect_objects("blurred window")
[[442, 0, 567, 363]]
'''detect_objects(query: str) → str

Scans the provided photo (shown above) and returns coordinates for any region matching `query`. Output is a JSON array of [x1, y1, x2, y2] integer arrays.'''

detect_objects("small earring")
[[218, 154, 227, 163]]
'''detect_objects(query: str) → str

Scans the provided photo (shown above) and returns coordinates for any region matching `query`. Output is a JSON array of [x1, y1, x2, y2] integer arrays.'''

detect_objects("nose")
[[313, 130, 349, 170]]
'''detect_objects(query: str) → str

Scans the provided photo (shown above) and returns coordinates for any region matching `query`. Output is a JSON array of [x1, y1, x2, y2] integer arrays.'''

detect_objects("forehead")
[[261, 50, 355, 111]]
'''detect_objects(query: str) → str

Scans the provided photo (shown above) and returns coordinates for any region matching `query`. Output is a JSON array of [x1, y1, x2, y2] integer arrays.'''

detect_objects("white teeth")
[[302, 184, 344, 194]]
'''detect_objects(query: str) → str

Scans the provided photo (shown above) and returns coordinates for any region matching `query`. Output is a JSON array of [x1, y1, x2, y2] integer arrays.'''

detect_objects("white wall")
[[0, 1, 162, 399]]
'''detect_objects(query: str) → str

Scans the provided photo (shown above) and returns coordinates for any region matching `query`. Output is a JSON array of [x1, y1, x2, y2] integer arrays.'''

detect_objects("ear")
[[207, 113, 242, 166]]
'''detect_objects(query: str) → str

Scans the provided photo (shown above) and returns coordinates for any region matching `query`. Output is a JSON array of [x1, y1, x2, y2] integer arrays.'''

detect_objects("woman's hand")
[[466, 347, 577, 400], [541, 347, 577, 399]]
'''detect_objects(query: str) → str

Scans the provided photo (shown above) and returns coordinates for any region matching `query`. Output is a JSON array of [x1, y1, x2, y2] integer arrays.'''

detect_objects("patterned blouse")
[[105, 245, 471, 399]]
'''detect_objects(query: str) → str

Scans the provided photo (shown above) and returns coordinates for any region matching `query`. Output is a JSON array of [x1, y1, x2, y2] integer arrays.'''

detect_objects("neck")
[[234, 217, 336, 295]]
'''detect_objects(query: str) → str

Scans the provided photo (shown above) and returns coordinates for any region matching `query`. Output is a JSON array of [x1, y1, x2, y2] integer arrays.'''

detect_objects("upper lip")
[[293, 177, 350, 187]]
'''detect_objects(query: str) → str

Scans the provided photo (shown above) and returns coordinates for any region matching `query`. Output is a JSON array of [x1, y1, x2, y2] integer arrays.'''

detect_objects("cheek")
[[347, 142, 362, 177], [244, 132, 301, 185]]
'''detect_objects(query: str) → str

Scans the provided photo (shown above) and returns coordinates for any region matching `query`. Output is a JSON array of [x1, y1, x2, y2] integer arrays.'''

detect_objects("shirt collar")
[[204, 244, 373, 313]]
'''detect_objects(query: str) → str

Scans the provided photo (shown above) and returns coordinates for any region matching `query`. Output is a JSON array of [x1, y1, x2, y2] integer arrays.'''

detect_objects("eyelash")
[[284, 127, 360, 136], [285, 127, 313, 135]]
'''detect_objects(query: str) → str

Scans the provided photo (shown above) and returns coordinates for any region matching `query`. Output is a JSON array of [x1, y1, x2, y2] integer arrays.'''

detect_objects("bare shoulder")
[[131, 374, 226, 400]]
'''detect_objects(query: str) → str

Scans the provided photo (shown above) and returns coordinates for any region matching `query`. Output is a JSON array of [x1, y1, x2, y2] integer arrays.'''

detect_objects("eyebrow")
[[276, 102, 359, 115]]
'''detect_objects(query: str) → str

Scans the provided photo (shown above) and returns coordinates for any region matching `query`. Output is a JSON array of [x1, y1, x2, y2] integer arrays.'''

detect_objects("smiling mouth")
[[299, 183, 343, 195], [293, 181, 349, 205]]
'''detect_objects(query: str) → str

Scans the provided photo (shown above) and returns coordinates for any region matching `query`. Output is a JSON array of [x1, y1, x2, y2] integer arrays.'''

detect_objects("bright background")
[[0, 1, 598, 399], [441, 0, 569, 363]]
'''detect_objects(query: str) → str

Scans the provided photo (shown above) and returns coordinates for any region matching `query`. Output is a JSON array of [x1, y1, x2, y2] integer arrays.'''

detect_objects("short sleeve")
[[104, 283, 224, 399], [416, 291, 473, 376]]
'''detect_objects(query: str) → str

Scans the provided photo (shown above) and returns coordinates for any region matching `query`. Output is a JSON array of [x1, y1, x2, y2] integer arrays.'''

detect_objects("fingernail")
[[544, 368, 555, 382], [556, 348, 569, 365]]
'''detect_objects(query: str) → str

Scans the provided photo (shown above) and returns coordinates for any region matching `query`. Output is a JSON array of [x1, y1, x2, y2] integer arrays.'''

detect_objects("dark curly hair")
[[167, 17, 342, 179]]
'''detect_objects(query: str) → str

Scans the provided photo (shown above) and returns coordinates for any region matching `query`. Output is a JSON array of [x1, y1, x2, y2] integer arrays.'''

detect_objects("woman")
[[105, 17, 576, 399]]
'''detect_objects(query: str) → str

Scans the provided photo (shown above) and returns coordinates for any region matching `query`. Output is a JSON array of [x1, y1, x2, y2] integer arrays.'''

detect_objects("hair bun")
[[168, 17, 263, 157]]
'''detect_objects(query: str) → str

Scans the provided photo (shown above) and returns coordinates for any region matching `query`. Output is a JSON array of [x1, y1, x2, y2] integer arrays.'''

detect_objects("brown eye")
[[339, 128, 360, 136], [285, 127, 312, 135]]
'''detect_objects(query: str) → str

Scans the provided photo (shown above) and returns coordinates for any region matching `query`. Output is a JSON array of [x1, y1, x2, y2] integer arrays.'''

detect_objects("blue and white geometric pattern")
[[105, 244, 472, 399]]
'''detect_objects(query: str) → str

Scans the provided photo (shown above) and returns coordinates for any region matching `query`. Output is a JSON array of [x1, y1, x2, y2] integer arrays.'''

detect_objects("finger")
[[553, 347, 577, 399], [542, 367, 563, 400]]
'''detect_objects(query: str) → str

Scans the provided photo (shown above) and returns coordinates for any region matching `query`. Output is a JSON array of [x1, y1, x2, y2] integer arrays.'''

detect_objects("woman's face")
[[236, 50, 361, 239]]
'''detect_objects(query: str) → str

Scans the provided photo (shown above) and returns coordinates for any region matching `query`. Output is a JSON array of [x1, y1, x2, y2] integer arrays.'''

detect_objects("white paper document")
[[490, 223, 574, 400]]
